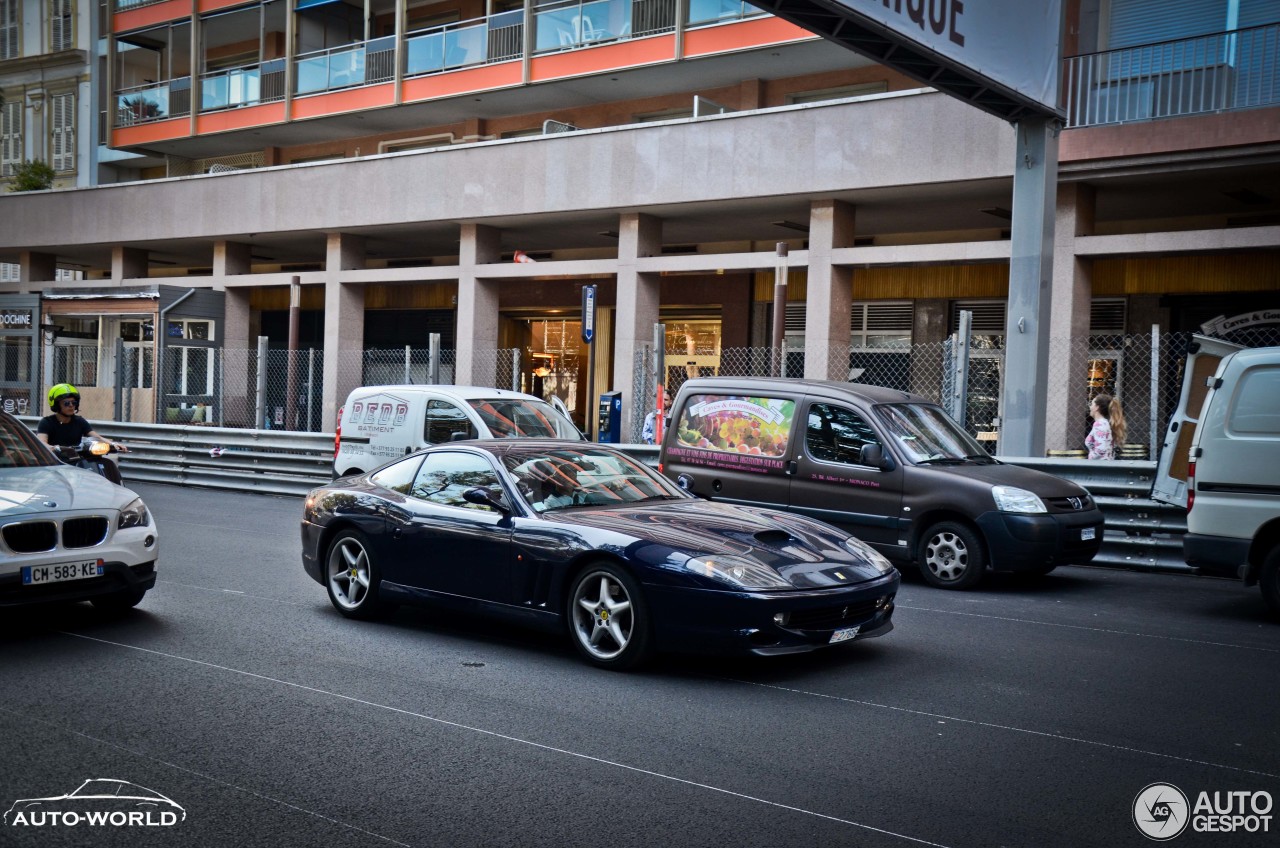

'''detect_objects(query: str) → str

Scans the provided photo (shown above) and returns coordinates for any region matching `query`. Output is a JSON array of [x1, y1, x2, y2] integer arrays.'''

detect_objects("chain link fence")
[[633, 328, 1280, 460], [96, 343, 529, 432]]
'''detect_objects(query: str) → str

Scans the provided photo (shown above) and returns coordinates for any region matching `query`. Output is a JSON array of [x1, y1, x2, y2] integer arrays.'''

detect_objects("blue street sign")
[[581, 285, 596, 343]]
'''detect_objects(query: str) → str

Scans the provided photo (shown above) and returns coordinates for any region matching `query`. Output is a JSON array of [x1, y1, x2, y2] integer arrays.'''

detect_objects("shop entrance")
[[513, 316, 590, 431], [0, 295, 40, 416]]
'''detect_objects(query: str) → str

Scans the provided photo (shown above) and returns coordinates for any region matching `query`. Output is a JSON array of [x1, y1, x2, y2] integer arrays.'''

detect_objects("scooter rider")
[[37, 383, 128, 453]]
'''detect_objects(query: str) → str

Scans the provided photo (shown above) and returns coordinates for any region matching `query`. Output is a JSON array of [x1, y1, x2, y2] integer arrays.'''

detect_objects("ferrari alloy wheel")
[[568, 564, 651, 670], [326, 530, 392, 619]]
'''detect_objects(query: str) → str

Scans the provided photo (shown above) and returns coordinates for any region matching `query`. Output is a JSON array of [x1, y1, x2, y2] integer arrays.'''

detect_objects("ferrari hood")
[[550, 499, 890, 588]]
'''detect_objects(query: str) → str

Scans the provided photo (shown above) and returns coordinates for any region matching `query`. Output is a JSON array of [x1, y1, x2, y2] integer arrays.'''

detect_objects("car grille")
[[63, 517, 109, 548], [788, 598, 885, 631], [3, 521, 57, 553], [1045, 494, 1094, 513], [2, 517, 110, 553]]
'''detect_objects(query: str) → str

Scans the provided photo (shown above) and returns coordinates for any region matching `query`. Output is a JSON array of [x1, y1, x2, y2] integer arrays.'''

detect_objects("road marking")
[[723, 679, 1280, 781], [57, 631, 952, 848], [0, 705, 412, 847], [896, 604, 1280, 653], [157, 579, 311, 606]]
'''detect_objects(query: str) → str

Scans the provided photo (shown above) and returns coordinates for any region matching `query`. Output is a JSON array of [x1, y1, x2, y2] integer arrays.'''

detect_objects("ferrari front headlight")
[[842, 536, 895, 574], [684, 555, 791, 590]]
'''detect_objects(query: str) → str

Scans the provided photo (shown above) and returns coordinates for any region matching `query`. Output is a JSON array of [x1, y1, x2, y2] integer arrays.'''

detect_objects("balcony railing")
[[201, 60, 286, 112], [111, 3, 783, 130], [296, 36, 395, 96], [116, 78, 190, 126], [1064, 22, 1280, 128], [405, 13, 515, 77]]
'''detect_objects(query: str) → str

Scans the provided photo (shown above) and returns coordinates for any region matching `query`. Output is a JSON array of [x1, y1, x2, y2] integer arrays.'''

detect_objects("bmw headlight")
[[118, 497, 150, 529], [684, 555, 791, 590], [842, 536, 895, 574], [991, 485, 1047, 514]]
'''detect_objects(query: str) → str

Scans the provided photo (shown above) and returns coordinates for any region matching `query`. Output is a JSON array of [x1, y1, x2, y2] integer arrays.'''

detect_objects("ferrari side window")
[[368, 456, 423, 495], [411, 452, 501, 510]]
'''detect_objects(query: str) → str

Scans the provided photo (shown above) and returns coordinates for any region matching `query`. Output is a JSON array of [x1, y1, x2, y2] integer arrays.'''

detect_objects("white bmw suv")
[[0, 411, 158, 611]]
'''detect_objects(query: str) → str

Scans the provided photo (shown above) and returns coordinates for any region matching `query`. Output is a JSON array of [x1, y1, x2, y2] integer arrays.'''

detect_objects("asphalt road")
[[2, 482, 1277, 848]]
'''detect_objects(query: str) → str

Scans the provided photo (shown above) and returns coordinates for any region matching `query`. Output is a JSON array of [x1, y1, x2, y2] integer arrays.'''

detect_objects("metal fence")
[[1064, 22, 1280, 128], [90, 342, 526, 432], [632, 327, 1280, 459]]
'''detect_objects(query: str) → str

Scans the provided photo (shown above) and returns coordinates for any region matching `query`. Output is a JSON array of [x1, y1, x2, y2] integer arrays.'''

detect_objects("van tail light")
[[657, 462, 664, 474], [334, 406, 343, 456], [1187, 459, 1196, 512]]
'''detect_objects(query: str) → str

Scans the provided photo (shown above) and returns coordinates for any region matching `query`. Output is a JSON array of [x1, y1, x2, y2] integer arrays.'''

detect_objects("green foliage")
[[8, 159, 56, 192]]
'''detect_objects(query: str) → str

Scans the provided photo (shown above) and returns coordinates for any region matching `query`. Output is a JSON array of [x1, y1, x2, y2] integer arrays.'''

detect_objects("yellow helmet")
[[48, 383, 80, 412]]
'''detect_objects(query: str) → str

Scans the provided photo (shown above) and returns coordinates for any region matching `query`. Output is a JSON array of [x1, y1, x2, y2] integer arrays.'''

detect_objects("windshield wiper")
[[915, 457, 968, 465], [962, 453, 997, 463]]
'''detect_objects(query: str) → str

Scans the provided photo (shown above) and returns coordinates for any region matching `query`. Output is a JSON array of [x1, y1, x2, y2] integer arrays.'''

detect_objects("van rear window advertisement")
[[668, 394, 794, 472]]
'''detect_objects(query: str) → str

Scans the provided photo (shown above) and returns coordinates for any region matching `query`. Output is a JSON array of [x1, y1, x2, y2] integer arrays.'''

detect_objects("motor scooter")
[[52, 437, 124, 485]]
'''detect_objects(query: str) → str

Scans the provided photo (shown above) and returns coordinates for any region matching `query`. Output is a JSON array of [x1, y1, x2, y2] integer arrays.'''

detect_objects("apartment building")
[[0, 0, 1277, 448]]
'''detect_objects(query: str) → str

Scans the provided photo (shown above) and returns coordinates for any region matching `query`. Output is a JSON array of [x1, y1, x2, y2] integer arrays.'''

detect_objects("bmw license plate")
[[22, 559, 104, 585], [1081, 527, 1096, 541], [829, 625, 861, 644]]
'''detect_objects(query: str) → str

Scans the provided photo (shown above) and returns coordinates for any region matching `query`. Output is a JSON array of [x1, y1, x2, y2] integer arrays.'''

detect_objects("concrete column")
[[111, 246, 148, 282], [212, 240, 252, 285], [803, 199, 855, 380], [221, 287, 254, 427], [321, 233, 366, 430], [1043, 183, 1095, 452], [454, 224, 502, 387], [19, 252, 57, 292], [613, 212, 662, 440]]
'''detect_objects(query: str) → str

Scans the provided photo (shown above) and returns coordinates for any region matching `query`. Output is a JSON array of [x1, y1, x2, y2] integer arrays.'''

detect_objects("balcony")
[[201, 60, 286, 111], [1064, 23, 1280, 128], [405, 12, 521, 77], [116, 78, 190, 126]]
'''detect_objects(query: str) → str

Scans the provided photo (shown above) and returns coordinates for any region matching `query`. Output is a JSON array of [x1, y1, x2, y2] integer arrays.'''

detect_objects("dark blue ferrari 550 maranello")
[[301, 441, 899, 669]]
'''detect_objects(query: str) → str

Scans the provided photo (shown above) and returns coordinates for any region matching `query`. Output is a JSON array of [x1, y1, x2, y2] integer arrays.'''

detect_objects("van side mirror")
[[462, 487, 510, 513], [859, 443, 894, 471], [450, 431, 471, 442]]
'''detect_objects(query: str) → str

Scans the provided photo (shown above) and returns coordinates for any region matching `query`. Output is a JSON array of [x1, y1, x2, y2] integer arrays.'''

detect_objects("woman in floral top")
[[1085, 394, 1126, 460]]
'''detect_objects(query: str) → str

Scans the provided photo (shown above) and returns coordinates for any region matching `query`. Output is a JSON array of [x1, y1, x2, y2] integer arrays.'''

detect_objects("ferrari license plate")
[[1081, 527, 1096, 541], [22, 559, 104, 585], [829, 625, 861, 644]]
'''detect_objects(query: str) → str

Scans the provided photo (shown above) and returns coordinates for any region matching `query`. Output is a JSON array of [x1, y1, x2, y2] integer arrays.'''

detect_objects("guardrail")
[[20, 421, 1187, 572], [20, 418, 335, 498]]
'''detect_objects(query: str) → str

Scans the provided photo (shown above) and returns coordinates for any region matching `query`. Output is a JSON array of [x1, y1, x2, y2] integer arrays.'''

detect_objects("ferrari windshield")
[[468, 398, 582, 440], [503, 447, 686, 512], [878, 403, 993, 464]]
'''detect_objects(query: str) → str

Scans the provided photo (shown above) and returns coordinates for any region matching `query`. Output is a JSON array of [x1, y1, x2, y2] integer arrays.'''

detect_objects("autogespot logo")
[[1134, 783, 1190, 841], [4, 778, 185, 829]]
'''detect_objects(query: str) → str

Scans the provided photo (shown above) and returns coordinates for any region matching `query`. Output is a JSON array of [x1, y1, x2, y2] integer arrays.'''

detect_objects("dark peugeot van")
[[659, 378, 1104, 589]]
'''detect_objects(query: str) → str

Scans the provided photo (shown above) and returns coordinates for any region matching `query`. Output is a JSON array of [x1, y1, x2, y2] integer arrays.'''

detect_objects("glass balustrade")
[[115, 80, 189, 125], [296, 43, 367, 95], [405, 18, 489, 76], [534, 0, 632, 52]]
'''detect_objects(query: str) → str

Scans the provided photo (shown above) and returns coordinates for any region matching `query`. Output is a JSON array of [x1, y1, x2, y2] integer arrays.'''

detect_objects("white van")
[[1153, 339, 1280, 614], [333, 385, 582, 477]]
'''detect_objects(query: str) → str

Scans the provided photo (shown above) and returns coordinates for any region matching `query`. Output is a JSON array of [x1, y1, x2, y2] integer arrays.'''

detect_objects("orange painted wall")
[[113, 0, 189, 33], [198, 0, 258, 13], [530, 35, 675, 82], [114, 118, 191, 147], [684, 16, 814, 58], [197, 102, 287, 134], [403, 62, 522, 102], [292, 84, 397, 120]]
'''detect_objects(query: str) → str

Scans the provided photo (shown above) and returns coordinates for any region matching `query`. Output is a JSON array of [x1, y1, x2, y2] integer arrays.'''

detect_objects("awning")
[[296, 0, 346, 10]]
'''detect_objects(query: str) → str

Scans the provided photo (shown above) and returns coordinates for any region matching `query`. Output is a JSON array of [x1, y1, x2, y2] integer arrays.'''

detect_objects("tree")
[[8, 159, 56, 192]]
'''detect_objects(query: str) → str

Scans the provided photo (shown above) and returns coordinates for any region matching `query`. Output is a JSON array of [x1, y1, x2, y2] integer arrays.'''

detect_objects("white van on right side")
[[1160, 344, 1280, 615]]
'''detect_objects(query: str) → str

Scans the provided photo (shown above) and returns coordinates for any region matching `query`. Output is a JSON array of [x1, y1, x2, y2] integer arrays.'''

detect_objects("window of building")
[[51, 93, 75, 172], [0, 0, 18, 59], [787, 82, 889, 105], [0, 100, 21, 178], [50, 0, 73, 50], [378, 134, 454, 153], [634, 107, 693, 122]]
